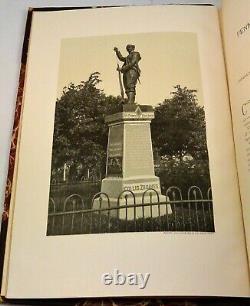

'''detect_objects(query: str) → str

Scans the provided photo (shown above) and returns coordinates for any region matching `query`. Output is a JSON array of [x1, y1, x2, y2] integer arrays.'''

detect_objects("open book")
[[1, 0, 250, 300]]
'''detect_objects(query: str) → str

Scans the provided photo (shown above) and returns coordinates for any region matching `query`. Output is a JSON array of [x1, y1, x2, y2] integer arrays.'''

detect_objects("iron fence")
[[47, 186, 214, 235]]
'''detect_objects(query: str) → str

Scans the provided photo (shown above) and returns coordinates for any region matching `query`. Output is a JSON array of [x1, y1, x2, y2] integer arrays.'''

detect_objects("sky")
[[57, 32, 203, 106]]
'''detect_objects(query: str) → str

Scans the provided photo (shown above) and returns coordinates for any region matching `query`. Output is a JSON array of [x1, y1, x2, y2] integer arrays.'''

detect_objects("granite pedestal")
[[93, 104, 172, 219]]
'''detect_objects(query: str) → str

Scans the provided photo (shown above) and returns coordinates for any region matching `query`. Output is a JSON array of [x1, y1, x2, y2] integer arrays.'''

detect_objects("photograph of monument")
[[46, 32, 214, 235]]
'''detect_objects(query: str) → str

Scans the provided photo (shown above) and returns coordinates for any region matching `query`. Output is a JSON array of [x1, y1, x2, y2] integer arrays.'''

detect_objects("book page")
[[4, 5, 249, 298], [221, 0, 250, 267]]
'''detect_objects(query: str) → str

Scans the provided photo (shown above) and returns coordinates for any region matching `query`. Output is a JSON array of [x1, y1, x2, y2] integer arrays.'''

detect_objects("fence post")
[[188, 186, 204, 232], [117, 190, 136, 231], [71, 199, 76, 234], [166, 186, 183, 231], [133, 194, 137, 232], [142, 194, 145, 231], [98, 197, 103, 233], [207, 187, 213, 230], [80, 198, 85, 234], [63, 194, 84, 235], [49, 198, 56, 235], [125, 194, 128, 232], [142, 188, 160, 231], [107, 196, 111, 233], [91, 192, 110, 234]]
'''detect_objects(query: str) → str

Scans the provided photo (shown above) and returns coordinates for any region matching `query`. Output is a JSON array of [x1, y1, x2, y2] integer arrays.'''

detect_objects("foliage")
[[152, 85, 208, 161], [51, 72, 123, 181], [156, 159, 211, 195], [151, 85, 211, 192], [51, 76, 210, 191], [48, 79, 214, 235]]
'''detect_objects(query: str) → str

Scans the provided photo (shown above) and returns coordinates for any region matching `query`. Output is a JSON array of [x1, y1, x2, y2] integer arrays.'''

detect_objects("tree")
[[51, 79, 211, 191], [151, 85, 208, 162], [51, 72, 122, 182], [151, 85, 211, 193]]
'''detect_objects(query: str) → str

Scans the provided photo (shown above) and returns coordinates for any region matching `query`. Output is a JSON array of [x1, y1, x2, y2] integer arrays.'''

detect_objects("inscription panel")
[[123, 182, 160, 192], [107, 124, 123, 177], [124, 123, 155, 177]]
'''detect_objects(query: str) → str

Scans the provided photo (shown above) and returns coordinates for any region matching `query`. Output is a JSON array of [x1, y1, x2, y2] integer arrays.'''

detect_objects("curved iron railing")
[[47, 186, 214, 235]]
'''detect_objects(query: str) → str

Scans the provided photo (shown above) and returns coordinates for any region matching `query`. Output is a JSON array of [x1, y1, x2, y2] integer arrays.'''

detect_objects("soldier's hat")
[[126, 44, 135, 50]]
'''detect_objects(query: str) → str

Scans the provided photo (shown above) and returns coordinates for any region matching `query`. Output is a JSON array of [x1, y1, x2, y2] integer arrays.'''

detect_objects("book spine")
[[0, 9, 33, 296]]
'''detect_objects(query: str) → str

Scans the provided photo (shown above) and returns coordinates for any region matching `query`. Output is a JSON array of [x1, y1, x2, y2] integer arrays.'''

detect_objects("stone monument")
[[93, 45, 172, 219]]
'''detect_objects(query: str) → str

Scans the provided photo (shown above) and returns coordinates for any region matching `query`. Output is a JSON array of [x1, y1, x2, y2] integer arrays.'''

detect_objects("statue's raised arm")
[[114, 47, 126, 62]]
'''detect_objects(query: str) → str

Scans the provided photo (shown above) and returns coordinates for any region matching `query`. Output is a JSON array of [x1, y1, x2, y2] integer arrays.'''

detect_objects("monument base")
[[93, 195, 172, 220], [93, 104, 172, 220], [92, 176, 172, 220]]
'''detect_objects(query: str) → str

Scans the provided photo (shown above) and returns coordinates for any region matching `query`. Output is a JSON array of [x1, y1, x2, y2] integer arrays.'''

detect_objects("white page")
[[4, 5, 249, 298], [221, 0, 250, 269]]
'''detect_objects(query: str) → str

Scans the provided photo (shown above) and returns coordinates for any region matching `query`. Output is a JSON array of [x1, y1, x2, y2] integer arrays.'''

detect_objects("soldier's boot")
[[127, 92, 135, 104]]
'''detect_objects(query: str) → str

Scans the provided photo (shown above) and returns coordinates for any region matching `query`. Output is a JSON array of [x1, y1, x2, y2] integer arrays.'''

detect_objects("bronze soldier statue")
[[114, 44, 141, 104]]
